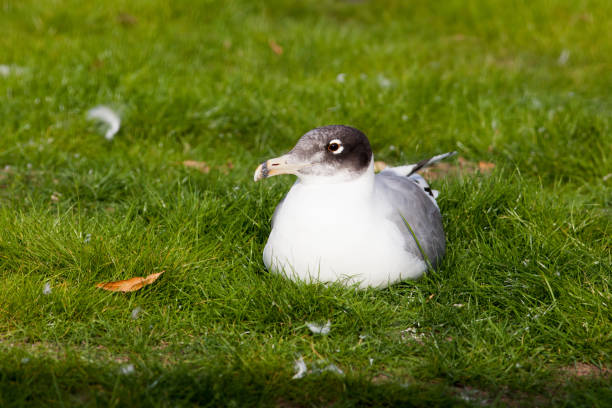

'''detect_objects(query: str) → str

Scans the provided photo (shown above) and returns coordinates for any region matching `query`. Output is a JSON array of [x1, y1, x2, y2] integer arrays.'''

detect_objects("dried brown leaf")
[[219, 160, 235, 175], [371, 373, 392, 384], [559, 363, 610, 378], [182, 160, 210, 173], [96, 271, 165, 292], [457, 156, 471, 167], [117, 13, 137, 26], [374, 161, 388, 172], [420, 156, 495, 180], [478, 161, 496, 171], [90, 59, 105, 70], [268, 39, 283, 55]]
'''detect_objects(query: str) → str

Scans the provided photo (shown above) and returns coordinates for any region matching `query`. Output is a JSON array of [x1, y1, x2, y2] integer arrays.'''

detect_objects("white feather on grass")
[[119, 364, 135, 375], [131, 307, 142, 320], [292, 357, 307, 379], [0, 64, 25, 77], [87, 106, 121, 140], [291, 357, 344, 379], [306, 321, 331, 335], [322, 364, 344, 375]]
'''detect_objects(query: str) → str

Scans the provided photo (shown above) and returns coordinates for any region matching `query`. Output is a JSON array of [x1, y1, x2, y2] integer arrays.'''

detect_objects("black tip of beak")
[[260, 161, 269, 178]]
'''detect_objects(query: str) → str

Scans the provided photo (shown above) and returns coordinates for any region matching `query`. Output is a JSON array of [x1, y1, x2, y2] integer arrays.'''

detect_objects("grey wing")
[[375, 172, 446, 268]]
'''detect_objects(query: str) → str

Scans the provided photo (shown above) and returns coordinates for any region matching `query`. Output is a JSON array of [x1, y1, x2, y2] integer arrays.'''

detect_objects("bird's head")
[[254, 125, 373, 184]]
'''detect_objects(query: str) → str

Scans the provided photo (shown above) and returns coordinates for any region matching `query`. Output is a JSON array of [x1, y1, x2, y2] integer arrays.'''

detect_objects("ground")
[[0, 0, 610, 406]]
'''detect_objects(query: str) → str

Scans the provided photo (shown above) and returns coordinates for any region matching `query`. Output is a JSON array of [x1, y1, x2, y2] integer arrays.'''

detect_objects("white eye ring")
[[327, 139, 344, 154]]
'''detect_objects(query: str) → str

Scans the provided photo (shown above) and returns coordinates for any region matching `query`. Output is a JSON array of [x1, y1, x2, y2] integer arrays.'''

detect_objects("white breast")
[[263, 171, 426, 288]]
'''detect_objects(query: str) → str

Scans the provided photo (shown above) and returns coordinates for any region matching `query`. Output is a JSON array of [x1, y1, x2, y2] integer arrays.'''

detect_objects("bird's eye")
[[327, 139, 344, 154]]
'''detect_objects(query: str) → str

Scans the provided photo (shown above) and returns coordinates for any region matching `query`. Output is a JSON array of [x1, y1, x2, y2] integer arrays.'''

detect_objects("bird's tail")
[[380, 151, 456, 206], [407, 151, 457, 176], [380, 151, 456, 177]]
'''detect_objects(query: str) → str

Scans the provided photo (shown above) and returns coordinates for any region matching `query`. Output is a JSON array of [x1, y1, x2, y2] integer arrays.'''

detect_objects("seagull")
[[254, 125, 455, 289]]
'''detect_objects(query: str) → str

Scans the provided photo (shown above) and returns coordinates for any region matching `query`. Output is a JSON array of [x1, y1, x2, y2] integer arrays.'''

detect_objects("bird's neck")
[[293, 159, 375, 200]]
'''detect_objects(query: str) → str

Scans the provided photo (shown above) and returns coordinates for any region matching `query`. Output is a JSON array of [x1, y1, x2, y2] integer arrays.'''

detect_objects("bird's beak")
[[254, 154, 309, 182]]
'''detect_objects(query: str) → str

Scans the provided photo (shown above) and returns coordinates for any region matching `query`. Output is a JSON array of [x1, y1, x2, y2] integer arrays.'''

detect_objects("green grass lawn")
[[1, 0, 611, 406]]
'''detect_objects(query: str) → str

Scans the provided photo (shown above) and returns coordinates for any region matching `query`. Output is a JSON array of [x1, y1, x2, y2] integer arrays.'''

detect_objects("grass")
[[0, 0, 611, 406]]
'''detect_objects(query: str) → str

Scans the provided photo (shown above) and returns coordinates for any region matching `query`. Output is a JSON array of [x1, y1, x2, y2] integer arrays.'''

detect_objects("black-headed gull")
[[254, 125, 455, 288]]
